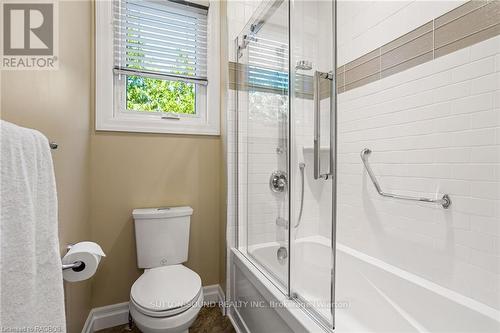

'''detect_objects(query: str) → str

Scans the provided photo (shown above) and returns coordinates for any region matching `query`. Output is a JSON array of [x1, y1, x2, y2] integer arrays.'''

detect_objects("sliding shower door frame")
[[331, 0, 338, 329], [233, 0, 338, 331]]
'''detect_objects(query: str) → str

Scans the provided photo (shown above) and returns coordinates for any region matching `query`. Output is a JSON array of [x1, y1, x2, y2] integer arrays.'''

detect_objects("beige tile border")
[[339, 0, 500, 93], [228, 62, 330, 100], [228, 0, 500, 95]]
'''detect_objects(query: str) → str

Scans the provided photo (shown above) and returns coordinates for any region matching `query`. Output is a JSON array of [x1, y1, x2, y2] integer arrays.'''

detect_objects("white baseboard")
[[82, 284, 225, 333], [202, 284, 225, 305], [82, 302, 129, 333]]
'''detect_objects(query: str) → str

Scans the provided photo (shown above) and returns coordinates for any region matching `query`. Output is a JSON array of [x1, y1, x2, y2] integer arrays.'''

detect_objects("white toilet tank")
[[132, 206, 193, 269]]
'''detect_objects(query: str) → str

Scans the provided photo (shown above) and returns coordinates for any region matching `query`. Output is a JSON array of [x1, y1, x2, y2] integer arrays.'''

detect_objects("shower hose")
[[294, 162, 306, 228]]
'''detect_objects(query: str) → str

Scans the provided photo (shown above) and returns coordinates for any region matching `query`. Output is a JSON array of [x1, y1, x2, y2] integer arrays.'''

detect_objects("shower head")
[[295, 60, 313, 70]]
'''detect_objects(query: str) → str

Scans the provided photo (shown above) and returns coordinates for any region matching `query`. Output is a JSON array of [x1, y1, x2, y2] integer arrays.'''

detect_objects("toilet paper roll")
[[62, 241, 106, 282]]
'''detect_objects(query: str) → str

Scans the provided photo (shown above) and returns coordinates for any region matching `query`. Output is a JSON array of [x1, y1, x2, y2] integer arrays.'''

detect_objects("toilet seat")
[[131, 265, 202, 318], [130, 289, 203, 333]]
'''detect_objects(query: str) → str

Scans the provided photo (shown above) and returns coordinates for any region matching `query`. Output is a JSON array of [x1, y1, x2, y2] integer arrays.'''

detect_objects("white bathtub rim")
[[303, 235, 500, 323], [336, 241, 500, 323], [246, 235, 500, 324]]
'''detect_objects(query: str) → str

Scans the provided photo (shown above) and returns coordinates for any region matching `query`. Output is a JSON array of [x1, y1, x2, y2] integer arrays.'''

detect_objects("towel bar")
[[49, 142, 58, 150], [360, 148, 451, 209]]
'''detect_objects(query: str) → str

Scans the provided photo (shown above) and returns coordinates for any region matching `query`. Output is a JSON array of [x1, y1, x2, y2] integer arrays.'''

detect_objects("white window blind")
[[113, 0, 208, 85]]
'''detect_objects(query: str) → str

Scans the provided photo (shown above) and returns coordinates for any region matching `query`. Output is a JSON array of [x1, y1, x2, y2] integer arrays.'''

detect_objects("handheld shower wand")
[[294, 162, 306, 228]]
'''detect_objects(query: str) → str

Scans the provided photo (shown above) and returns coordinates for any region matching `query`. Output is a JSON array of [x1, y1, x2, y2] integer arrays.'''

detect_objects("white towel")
[[0, 121, 66, 332]]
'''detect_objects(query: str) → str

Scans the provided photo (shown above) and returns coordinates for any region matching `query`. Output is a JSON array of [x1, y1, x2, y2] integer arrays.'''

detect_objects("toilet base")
[[130, 290, 203, 333]]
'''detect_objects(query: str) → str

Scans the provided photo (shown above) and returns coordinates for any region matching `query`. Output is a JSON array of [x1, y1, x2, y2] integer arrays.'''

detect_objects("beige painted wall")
[[89, 132, 222, 307], [1, 0, 227, 329], [88, 0, 226, 308], [0, 1, 92, 332]]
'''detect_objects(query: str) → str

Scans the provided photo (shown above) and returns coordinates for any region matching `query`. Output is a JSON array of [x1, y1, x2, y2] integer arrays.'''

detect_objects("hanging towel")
[[0, 120, 66, 332]]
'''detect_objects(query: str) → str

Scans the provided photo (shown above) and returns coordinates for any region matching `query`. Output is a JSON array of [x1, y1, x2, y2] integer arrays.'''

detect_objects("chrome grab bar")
[[313, 71, 321, 179], [313, 70, 334, 180], [360, 148, 451, 209]]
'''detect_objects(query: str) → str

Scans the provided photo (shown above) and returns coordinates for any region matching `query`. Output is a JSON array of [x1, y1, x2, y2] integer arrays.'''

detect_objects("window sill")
[[96, 114, 220, 136]]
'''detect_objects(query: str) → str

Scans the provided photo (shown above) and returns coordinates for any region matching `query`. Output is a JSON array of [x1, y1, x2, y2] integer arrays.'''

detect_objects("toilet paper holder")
[[62, 261, 85, 271], [61, 244, 86, 271]]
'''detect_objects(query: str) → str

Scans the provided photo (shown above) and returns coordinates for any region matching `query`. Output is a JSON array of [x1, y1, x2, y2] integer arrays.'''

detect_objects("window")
[[96, 0, 220, 135]]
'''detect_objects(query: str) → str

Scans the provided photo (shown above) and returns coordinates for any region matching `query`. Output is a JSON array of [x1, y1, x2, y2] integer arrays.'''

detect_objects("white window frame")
[[95, 0, 220, 135]]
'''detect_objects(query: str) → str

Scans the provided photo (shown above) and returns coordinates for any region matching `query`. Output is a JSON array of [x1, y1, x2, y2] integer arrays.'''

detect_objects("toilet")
[[130, 206, 203, 333]]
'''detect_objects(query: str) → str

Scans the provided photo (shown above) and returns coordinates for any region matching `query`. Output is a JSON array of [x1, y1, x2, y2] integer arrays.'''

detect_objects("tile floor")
[[96, 306, 235, 333]]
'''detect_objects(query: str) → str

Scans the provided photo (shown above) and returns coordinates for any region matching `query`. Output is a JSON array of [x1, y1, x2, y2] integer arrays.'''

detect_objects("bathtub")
[[248, 238, 334, 322], [230, 236, 500, 333]]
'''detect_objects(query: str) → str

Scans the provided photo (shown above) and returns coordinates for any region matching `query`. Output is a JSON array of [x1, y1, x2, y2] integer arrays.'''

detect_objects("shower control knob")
[[269, 171, 287, 193]]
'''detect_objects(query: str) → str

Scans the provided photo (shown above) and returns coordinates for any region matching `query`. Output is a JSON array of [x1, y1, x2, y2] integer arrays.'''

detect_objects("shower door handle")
[[313, 70, 334, 180]]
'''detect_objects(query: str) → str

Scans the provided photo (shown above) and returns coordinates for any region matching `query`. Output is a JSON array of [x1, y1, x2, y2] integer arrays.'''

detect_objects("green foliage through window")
[[126, 75, 196, 115]]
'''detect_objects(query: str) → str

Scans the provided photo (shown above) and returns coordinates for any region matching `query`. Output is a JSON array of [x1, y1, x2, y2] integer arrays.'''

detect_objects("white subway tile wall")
[[337, 0, 468, 66], [337, 35, 500, 309]]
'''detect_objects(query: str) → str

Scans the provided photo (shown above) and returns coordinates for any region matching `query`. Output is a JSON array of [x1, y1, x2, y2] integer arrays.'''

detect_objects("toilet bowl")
[[129, 264, 203, 333], [131, 206, 202, 332]]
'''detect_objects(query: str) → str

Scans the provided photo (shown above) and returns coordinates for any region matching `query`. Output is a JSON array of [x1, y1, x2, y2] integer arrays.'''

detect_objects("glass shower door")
[[236, 0, 337, 328], [289, 0, 336, 328], [236, 0, 290, 292]]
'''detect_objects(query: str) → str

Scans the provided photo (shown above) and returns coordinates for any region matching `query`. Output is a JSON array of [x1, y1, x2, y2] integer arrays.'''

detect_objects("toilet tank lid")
[[133, 206, 193, 219]]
